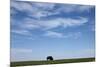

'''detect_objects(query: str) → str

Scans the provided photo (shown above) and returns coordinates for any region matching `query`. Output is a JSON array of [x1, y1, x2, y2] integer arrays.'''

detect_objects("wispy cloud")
[[43, 31, 81, 39], [11, 29, 35, 40], [36, 17, 88, 30], [11, 29, 32, 36], [16, 17, 88, 30], [66, 32, 81, 39], [11, 1, 33, 12], [43, 31, 65, 38], [11, 48, 33, 53], [57, 4, 94, 13]]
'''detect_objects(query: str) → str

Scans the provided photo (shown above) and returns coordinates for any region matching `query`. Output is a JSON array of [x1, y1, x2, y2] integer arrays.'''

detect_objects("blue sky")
[[10, 1, 95, 61]]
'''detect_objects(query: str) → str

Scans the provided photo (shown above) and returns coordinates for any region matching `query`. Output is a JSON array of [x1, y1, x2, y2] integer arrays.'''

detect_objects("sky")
[[10, 1, 95, 61]]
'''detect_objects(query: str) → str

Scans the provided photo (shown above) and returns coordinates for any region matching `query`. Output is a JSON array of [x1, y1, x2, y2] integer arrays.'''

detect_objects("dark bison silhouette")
[[47, 56, 53, 61]]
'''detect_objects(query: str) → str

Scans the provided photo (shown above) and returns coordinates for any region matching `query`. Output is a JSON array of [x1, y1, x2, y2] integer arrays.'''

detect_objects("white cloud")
[[32, 2, 55, 10], [57, 4, 94, 13], [60, 17, 88, 28], [11, 48, 33, 53], [20, 17, 88, 30], [43, 31, 81, 39], [78, 5, 94, 12], [19, 18, 40, 30], [11, 29, 35, 40], [65, 32, 81, 39], [29, 2, 57, 18], [44, 31, 64, 38], [11, 1, 33, 12], [12, 29, 32, 36]]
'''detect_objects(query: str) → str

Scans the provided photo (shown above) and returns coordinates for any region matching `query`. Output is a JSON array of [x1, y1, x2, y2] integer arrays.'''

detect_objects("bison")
[[47, 56, 53, 61]]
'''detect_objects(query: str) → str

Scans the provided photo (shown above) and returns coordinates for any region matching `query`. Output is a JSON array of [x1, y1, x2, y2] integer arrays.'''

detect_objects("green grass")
[[10, 57, 95, 67]]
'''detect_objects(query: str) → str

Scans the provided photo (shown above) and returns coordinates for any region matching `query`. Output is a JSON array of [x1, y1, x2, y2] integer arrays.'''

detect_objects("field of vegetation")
[[11, 57, 95, 67]]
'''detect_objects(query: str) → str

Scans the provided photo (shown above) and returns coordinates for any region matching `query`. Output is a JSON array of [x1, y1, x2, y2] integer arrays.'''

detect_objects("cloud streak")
[[43, 31, 64, 38], [43, 31, 81, 39], [11, 48, 33, 53], [14, 17, 88, 30], [12, 29, 32, 36], [57, 4, 94, 13]]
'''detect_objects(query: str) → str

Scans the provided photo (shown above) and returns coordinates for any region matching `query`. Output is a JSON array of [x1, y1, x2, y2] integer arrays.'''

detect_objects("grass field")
[[10, 57, 95, 67]]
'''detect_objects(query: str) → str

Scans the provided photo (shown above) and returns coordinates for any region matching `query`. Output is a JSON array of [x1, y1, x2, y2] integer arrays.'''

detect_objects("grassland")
[[10, 57, 95, 67]]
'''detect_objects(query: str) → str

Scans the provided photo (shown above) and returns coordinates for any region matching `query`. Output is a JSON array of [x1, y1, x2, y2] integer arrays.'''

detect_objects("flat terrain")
[[10, 57, 95, 67]]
